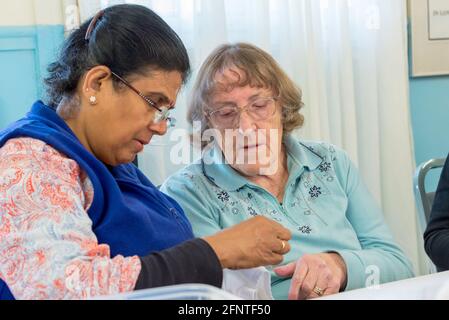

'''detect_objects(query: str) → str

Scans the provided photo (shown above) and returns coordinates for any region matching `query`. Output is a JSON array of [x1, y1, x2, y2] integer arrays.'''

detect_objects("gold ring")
[[313, 286, 324, 297], [281, 241, 286, 250]]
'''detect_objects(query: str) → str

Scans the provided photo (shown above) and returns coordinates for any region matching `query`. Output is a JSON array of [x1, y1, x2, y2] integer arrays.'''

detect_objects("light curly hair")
[[188, 43, 304, 141]]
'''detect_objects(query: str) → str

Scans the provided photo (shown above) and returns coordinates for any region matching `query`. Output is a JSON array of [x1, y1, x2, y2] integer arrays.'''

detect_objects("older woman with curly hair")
[[162, 43, 414, 300]]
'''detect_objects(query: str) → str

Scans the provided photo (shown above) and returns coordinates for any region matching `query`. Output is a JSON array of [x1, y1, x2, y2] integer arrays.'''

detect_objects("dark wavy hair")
[[44, 4, 191, 109]]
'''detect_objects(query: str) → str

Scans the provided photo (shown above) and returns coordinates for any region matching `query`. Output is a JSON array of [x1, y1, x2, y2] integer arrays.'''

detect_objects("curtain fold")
[[72, 0, 424, 275]]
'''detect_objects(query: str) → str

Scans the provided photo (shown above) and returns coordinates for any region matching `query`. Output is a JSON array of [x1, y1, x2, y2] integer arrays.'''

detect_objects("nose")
[[149, 119, 168, 136], [238, 109, 256, 132]]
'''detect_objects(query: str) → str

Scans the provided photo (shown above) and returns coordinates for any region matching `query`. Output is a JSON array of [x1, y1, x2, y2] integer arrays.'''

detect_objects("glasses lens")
[[168, 117, 177, 128], [210, 98, 276, 128], [154, 107, 175, 127], [249, 98, 276, 120], [211, 106, 239, 128]]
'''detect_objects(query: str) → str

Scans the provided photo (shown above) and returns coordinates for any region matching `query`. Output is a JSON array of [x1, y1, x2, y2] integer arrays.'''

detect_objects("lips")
[[133, 139, 149, 154], [135, 138, 150, 146], [239, 144, 269, 153], [244, 144, 259, 149]]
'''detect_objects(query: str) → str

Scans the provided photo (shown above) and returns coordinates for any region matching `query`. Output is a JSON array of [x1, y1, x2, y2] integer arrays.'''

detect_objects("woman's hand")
[[204, 216, 292, 270], [274, 253, 348, 300]]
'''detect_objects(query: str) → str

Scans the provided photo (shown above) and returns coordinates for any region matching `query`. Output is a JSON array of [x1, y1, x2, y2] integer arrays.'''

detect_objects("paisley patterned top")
[[0, 138, 141, 300], [162, 135, 414, 300]]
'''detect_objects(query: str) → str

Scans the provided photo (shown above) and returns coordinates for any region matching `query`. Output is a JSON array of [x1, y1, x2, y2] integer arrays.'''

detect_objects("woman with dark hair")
[[0, 5, 291, 300]]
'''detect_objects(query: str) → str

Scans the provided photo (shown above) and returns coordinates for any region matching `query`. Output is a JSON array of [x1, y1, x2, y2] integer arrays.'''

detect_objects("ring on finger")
[[313, 286, 325, 297]]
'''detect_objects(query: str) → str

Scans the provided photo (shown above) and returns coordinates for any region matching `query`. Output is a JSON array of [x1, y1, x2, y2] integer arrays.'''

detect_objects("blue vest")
[[0, 101, 194, 300]]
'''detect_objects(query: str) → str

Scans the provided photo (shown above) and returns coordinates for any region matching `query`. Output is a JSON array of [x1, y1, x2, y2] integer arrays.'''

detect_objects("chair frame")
[[413, 158, 446, 274]]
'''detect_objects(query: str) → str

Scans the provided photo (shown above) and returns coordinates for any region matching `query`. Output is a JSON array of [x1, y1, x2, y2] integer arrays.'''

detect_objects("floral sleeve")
[[0, 138, 141, 300]]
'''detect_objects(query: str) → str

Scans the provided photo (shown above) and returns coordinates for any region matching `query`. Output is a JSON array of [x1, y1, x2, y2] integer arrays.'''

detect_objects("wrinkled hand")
[[204, 216, 292, 270], [274, 253, 347, 300]]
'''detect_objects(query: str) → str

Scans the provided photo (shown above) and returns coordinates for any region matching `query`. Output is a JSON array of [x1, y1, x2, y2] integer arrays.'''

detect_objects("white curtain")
[[73, 0, 425, 275]]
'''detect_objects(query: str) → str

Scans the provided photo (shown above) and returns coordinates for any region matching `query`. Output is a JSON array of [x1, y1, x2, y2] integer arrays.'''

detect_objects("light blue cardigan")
[[162, 136, 414, 299]]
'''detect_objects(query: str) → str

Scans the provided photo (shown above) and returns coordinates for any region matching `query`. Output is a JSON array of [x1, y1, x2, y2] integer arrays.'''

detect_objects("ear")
[[81, 65, 113, 102]]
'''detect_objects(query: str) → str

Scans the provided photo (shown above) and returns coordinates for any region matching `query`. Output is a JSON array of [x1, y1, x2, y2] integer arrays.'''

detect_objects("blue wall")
[[0, 25, 64, 129], [410, 76, 449, 190]]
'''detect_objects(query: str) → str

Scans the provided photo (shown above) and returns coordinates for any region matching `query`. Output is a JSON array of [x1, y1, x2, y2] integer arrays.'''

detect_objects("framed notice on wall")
[[409, 0, 449, 77]]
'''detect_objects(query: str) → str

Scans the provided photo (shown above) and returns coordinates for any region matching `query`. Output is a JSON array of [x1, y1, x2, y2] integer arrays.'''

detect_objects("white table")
[[97, 273, 449, 300], [321, 271, 449, 300], [96, 284, 241, 300]]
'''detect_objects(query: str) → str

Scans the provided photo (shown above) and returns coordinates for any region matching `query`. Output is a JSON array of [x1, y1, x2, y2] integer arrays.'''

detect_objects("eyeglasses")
[[206, 97, 278, 129], [85, 10, 176, 127], [111, 72, 176, 128]]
